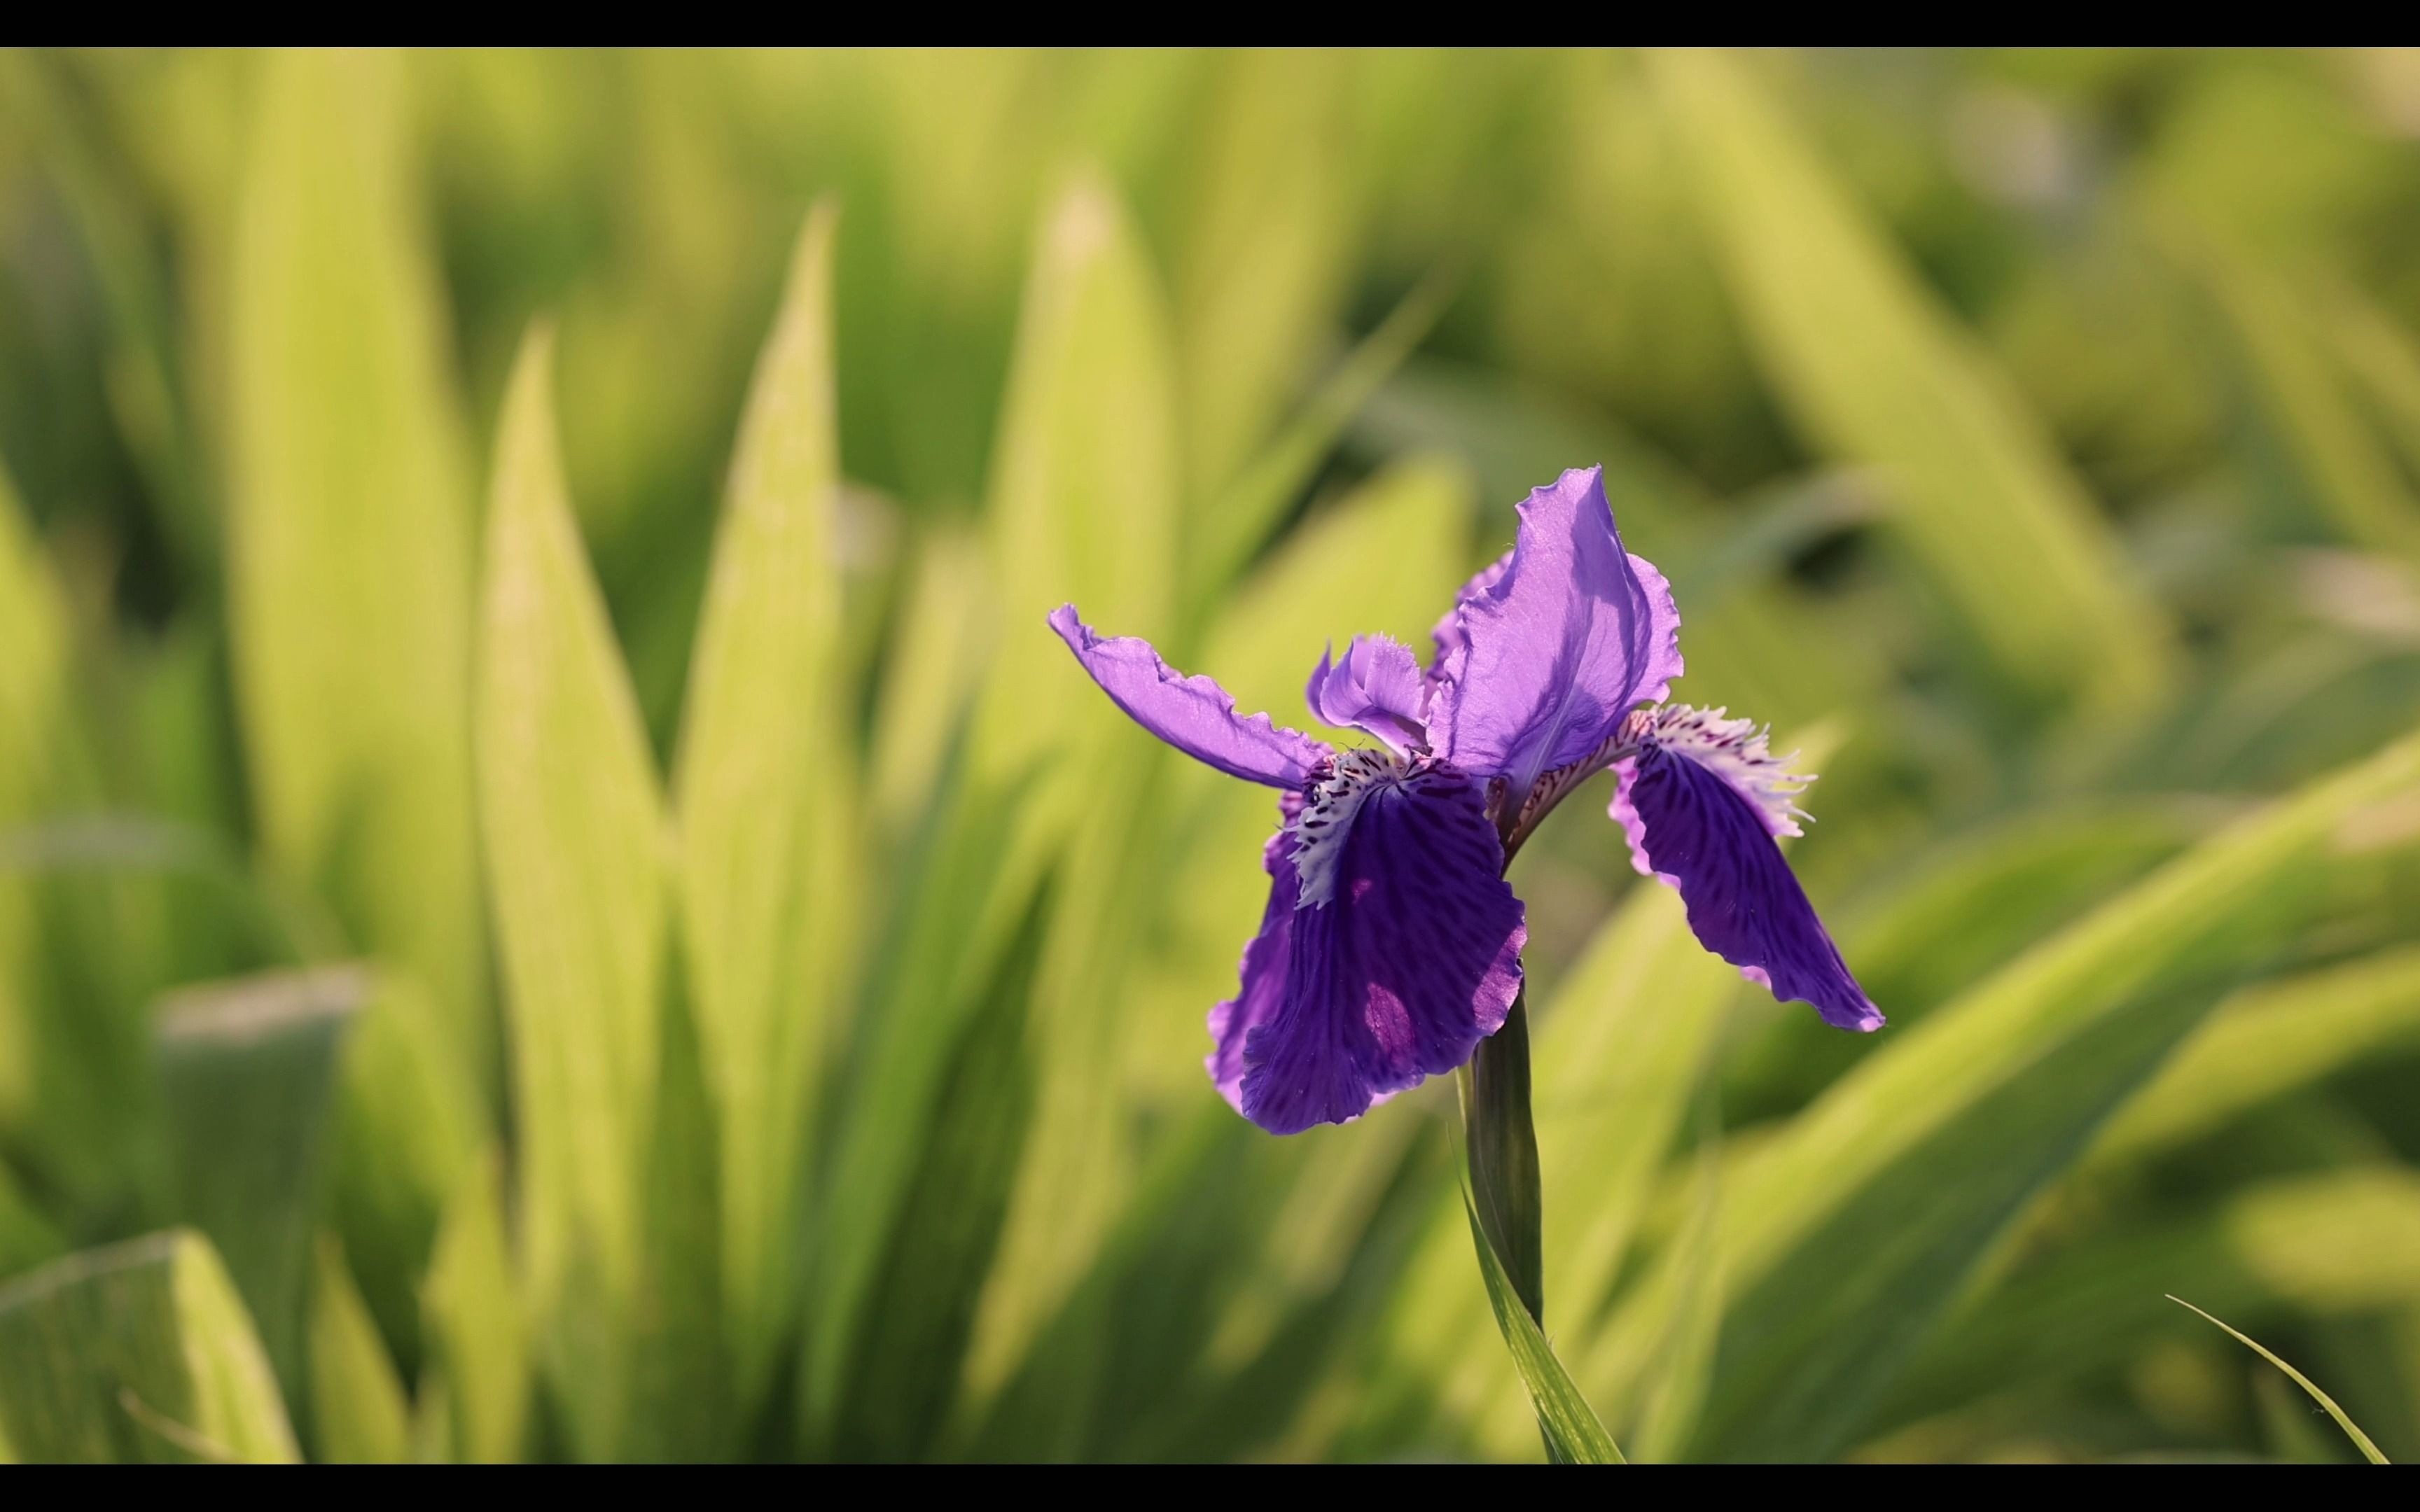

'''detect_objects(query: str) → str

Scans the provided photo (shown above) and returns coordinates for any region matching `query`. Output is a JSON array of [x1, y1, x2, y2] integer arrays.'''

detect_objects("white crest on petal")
[[1640, 704, 1814, 839], [1288, 747, 1440, 910]]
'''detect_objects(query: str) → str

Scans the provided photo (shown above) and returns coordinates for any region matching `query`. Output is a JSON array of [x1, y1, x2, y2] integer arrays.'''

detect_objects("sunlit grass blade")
[[1626, 1129, 1725, 1464], [226, 48, 485, 1081], [2085, 945, 2420, 1172], [804, 169, 1184, 1450], [417, 1149, 527, 1465], [307, 1234, 410, 1464], [323, 973, 483, 1386], [800, 748, 1039, 1454], [672, 199, 852, 1419], [866, 527, 994, 839], [154, 965, 364, 1399], [2169, 1294, 2390, 1464], [0, 1230, 299, 1463], [1461, 1195, 1623, 1464], [959, 171, 1183, 1408], [475, 325, 667, 1457], [1651, 46, 2174, 722]]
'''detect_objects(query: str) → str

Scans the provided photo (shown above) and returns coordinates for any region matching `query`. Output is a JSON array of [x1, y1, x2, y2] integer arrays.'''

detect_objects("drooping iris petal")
[[1237, 758, 1526, 1135], [1050, 603, 1328, 788], [1431, 467, 1683, 802], [1206, 793, 1301, 1113], [1611, 708, 1880, 1032], [1305, 634, 1428, 754]]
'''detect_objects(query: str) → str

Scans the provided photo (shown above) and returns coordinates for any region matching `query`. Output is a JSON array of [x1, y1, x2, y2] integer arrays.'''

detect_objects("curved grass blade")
[[228, 48, 485, 1082], [674, 198, 853, 1418], [476, 325, 667, 1457], [0, 1230, 299, 1463], [2168, 1295, 2389, 1464]]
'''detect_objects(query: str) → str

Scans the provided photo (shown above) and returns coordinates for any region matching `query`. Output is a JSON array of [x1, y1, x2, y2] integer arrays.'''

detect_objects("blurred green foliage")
[[1, 46, 2419, 1462]]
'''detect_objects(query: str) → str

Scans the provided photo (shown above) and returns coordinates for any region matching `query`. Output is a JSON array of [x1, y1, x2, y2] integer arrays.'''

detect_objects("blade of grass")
[[475, 325, 667, 1457], [959, 170, 1183, 1408], [0, 1231, 299, 1462], [417, 1149, 527, 1465], [672, 199, 853, 1419], [155, 964, 365, 1401], [2169, 1295, 2390, 1464], [227, 48, 485, 1084], [306, 1235, 410, 1464]]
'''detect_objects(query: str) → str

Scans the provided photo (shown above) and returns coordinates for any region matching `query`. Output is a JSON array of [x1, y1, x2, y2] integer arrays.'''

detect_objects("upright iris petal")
[[1611, 705, 1882, 1032], [1429, 467, 1683, 804], [1306, 634, 1428, 754]]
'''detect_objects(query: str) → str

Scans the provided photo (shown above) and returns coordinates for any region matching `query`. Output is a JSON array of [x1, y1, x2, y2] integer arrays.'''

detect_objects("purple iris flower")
[[1052, 466, 1880, 1135]]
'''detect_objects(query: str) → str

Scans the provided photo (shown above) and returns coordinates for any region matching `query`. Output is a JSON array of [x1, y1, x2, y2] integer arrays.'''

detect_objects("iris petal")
[[1050, 603, 1329, 788], [1233, 759, 1525, 1135], [1305, 634, 1429, 754], [1612, 710, 1880, 1032], [1431, 467, 1683, 802]]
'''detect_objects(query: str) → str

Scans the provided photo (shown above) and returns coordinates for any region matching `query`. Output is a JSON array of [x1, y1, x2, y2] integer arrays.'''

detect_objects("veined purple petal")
[[1306, 634, 1428, 754], [1612, 706, 1880, 1032], [1051, 604, 1328, 788], [1431, 468, 1683, 803], [1207, 792, 1302, 1112], [1235, 757, 1525, 1135]]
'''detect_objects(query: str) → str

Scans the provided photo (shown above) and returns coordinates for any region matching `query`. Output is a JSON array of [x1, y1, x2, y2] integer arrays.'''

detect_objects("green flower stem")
[[1459, 989, 1544, 1325]]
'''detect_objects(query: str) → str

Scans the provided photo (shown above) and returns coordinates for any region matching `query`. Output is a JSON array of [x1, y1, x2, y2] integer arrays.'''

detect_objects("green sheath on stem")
[[1460, 993, 1545, 1325]]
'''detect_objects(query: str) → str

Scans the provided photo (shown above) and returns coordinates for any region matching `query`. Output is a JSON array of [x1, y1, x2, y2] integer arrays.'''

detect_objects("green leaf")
[[1622, 1135, 1725, 1464], [0, 1230, 299, 1463], [1667, 720, 2420, 1460], [672, 200, 854, 1417], [1651, 47, 2174, 722], [959, 171, 1184, 1406], [155, 964, 366, 1399], [2169, 1295, 2391, 1464], [226, 48, 485, 1078], [1459, 998, 1543, 1326], [324, 972, 484, 1382], [625, 918, 729, 1461], [475, 324, 667, 1457], [307, 1235, 411, 1464], [417, 1149, 527, 1465], [1461, 1196, 1624, 1464], [2085, 944, 2420, 1172]]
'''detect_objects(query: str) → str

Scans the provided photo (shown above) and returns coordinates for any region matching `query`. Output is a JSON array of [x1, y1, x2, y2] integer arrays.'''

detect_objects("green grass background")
[[1, 46, 2419, 1462]]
